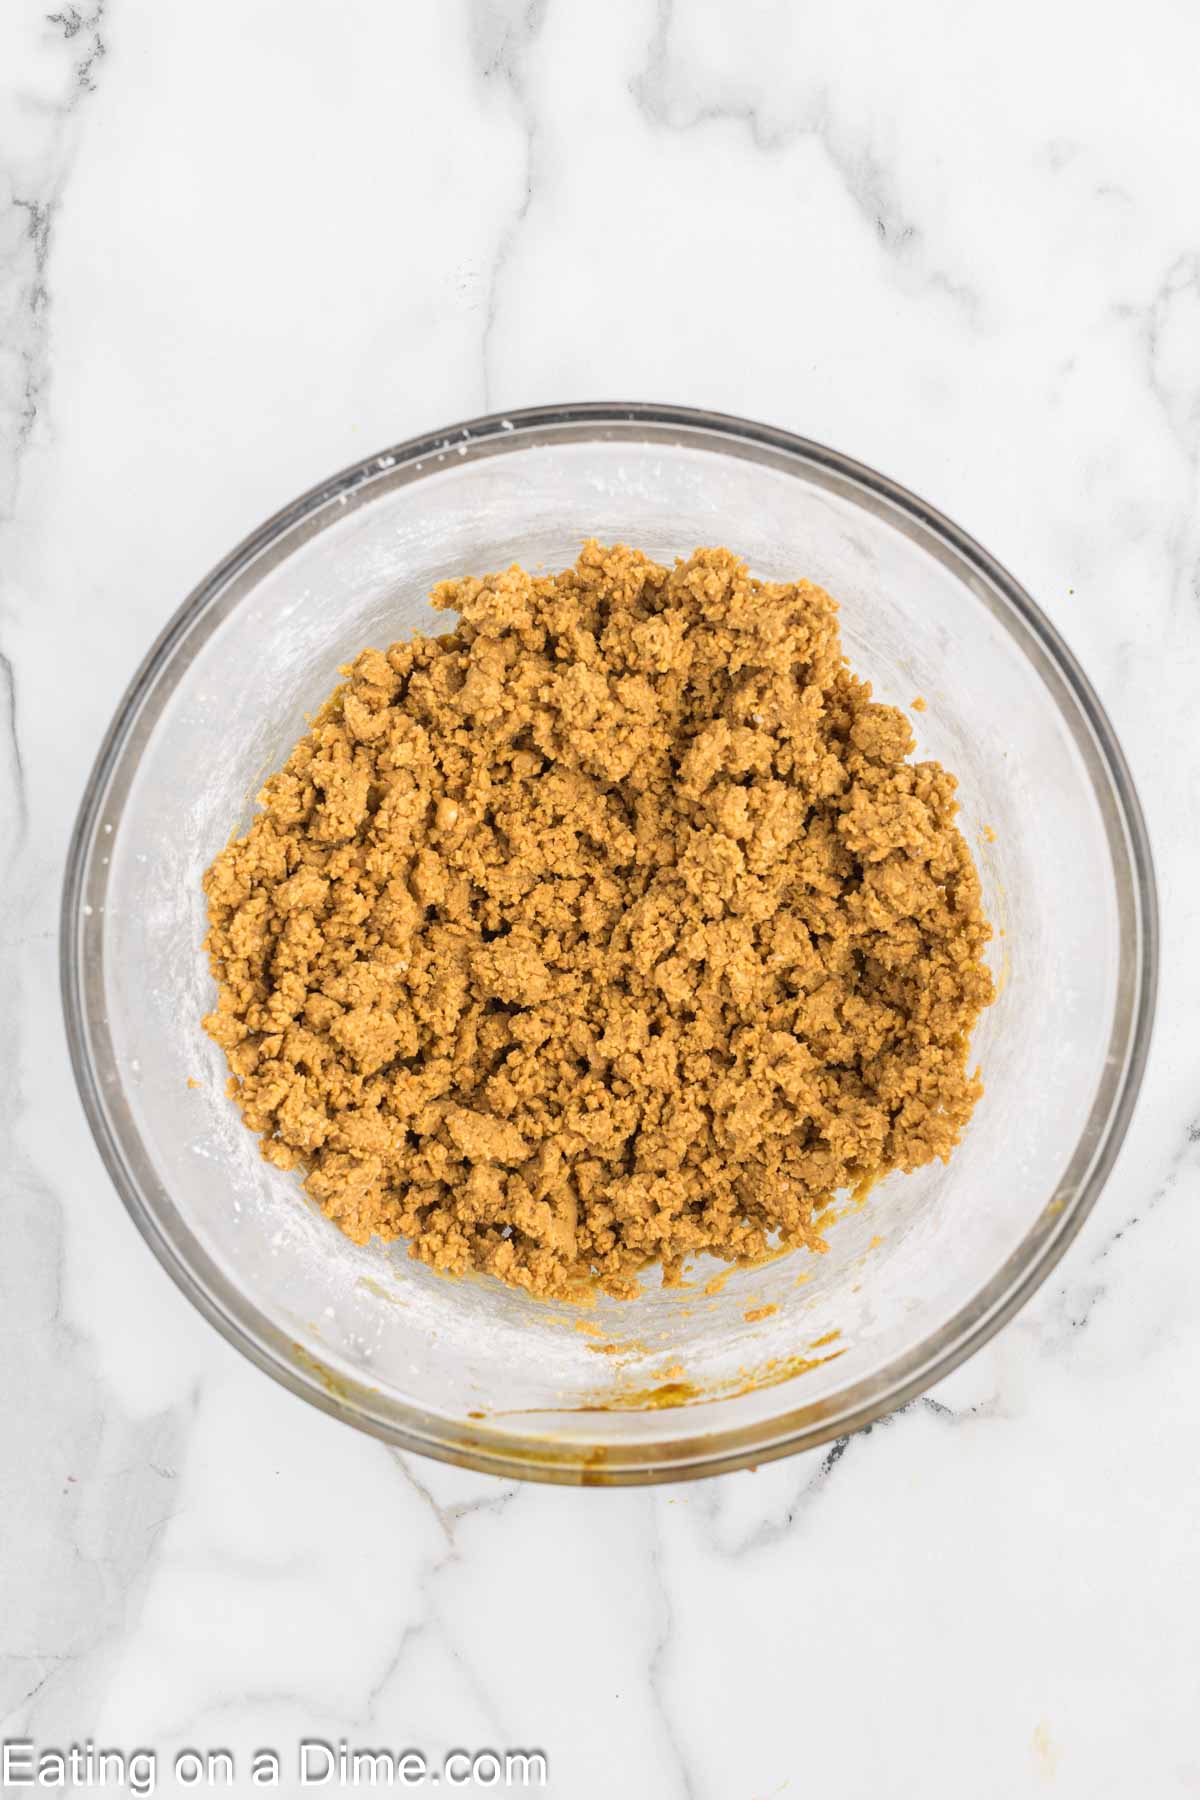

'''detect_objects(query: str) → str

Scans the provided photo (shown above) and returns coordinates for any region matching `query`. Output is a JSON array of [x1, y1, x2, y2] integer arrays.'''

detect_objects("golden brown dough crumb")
[[202, 544, 993, 1299]]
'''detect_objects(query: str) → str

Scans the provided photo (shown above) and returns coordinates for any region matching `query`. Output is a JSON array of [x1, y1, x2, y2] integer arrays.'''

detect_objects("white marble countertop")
[[3, 2, 1199, 1795]]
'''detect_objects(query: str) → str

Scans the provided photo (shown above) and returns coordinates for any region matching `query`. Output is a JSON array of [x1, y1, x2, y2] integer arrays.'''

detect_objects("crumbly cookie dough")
[[203, 544, 993, 1299]]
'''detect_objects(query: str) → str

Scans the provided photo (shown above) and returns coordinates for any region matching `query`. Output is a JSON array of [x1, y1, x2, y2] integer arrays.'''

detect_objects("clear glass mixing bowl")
[[61, 404, 1157, 1484]]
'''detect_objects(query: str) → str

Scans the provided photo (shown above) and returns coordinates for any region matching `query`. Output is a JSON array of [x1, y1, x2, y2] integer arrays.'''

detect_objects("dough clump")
[[203, 544, 993, 1299]]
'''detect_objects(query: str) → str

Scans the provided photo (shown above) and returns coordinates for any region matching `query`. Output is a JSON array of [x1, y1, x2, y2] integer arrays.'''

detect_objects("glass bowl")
[[61, 403, 1157, 1484]]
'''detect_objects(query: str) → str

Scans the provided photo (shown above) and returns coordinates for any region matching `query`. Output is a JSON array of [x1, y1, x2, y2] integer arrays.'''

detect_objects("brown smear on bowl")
[[488, 1342, 849, 1416], [202, 544, 993, 1303]]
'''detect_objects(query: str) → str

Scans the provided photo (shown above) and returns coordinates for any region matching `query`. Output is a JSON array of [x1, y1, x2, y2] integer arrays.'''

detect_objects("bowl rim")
[[60, 400, 1159, 1485]]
